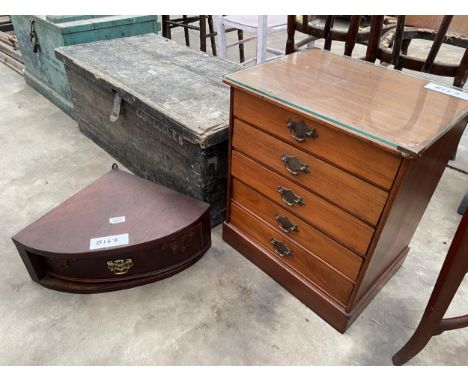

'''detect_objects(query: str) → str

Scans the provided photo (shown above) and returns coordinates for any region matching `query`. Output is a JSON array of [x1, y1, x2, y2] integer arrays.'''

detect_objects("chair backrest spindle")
[[391, 16, 406, 69], [422, 15, 454, 73]]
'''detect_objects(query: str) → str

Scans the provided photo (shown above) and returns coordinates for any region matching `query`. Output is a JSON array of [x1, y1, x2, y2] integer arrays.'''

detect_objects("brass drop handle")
[[271, 238, 293, 257], [107, 259, 134, 275], [275, 213, 299, 233], [286, 118, 318, 142], [281, 154, 310, 175], [277, 186, 304, 207]]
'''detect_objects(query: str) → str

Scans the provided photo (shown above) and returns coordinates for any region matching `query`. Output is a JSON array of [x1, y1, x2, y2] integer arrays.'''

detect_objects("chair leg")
[[199, 15, 207, 52], [238, 30, 245, 63], [402, 39, 411, 55], [162, 15, 171, 39], [392, 211, 468, 365], [182, 15, 190, 46], [207, 16, 217, 56], [286, 15, 296, 54], [214, 16, 227, 60], [256, 15, 268, 64], [392, 320, 442, 366]]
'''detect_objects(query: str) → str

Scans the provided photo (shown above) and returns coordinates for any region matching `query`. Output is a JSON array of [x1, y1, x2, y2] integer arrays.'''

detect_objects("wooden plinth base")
[[223, 222, 408, 333]]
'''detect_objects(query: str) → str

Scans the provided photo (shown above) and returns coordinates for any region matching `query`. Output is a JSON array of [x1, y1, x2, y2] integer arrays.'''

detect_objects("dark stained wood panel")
[[13, 169, 209, 255], [350, 115, 468, 307], [12, 168, 212, 293]]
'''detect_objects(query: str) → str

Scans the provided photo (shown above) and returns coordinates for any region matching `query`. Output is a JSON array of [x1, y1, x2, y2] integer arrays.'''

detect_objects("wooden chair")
[[285, 16, 395, 56], [161, 15, 217, 54], [162, 15, 245, 61], [392, 208, 468, 365], [365, 15, 468, 88]]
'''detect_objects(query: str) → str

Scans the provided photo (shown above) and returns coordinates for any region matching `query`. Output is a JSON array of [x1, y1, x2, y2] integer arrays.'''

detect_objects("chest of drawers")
[[222, 50, 468, 332]]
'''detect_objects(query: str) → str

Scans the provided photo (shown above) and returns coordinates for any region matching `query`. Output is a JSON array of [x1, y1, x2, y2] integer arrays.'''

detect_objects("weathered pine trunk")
[[56, 34, 241, 225]]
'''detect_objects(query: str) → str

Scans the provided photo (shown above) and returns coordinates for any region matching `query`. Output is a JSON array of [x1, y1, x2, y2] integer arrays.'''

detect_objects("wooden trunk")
[[223, 49, 468, 332], [56, 34, 241, 225], [12, 167, 211, 293], [11, 15, 160, 118]]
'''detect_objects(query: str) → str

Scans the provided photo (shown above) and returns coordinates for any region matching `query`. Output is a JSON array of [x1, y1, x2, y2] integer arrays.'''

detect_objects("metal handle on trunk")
[[110, 92, 122, 123]]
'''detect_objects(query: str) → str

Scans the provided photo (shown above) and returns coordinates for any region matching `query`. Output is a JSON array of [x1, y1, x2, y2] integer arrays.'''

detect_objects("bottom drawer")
[[230, 202, 354, 305], [43, 222, 207, 283]]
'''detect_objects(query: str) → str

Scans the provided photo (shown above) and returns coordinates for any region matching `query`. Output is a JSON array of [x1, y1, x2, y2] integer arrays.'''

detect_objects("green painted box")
[[11, 15, 160, 119]]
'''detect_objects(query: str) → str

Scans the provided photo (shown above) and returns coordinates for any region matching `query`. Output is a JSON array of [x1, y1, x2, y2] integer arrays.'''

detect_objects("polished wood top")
[[225, 49, 468, 156], [13, 168, 209, 255]]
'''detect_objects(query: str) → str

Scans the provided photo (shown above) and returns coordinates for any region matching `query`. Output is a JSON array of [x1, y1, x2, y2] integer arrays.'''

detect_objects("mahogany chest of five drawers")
[[222, 50, 468, 332]]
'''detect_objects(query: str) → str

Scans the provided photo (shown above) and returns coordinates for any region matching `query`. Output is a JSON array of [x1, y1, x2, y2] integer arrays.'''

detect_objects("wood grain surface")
[[232, 118, 389, 225], [231, 179, 363, 279], [231, 150, 375, 255], [13, 168, 210, 255], [233, 90, 402, 190], [12, 168, 212, 293], [226, 49, 468, 156], [230, 202, 354, 305]]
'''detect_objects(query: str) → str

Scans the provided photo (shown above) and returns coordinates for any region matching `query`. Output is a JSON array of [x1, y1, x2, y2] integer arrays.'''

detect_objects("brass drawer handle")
[[275, 213, 299, 233], [107, 259, 134, 275], [281, 154, 310, 175], [277, 186, 304, 207], [271, 238, 293, 257], [286, 118, 318, 142]]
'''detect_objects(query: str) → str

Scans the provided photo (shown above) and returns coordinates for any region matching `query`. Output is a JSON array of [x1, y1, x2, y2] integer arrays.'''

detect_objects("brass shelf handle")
[[271, 238, 294, 257], [286, 118, 318, 142], [277, 186, 304, 207], [281, 153, 310, 175], [275, 213, 299, 233], [107, 259, 134, 275]]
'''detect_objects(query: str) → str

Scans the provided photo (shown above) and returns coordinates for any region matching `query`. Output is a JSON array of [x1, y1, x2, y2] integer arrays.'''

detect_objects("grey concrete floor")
[[1, 29, 468, 365]]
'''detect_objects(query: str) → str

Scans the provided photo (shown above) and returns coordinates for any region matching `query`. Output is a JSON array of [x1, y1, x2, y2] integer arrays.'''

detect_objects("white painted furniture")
[[214, 15, 287, 65]]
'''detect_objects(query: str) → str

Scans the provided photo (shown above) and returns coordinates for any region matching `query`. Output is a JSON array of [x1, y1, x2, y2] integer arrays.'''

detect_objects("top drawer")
[[233, 90, 402, 190]]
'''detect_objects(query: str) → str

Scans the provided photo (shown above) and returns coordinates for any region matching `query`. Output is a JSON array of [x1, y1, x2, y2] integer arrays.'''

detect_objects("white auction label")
[[90, 233, 129, 250], [425, 82, 468, 101], [109, 216, 126, 224]]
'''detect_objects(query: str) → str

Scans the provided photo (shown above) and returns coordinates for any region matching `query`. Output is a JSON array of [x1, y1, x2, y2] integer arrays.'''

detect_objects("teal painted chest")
[[11, 15, 160, 119]]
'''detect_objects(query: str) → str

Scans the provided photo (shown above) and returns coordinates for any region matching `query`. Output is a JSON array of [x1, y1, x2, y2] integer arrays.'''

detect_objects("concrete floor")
[[1, 27, 468, 365]]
